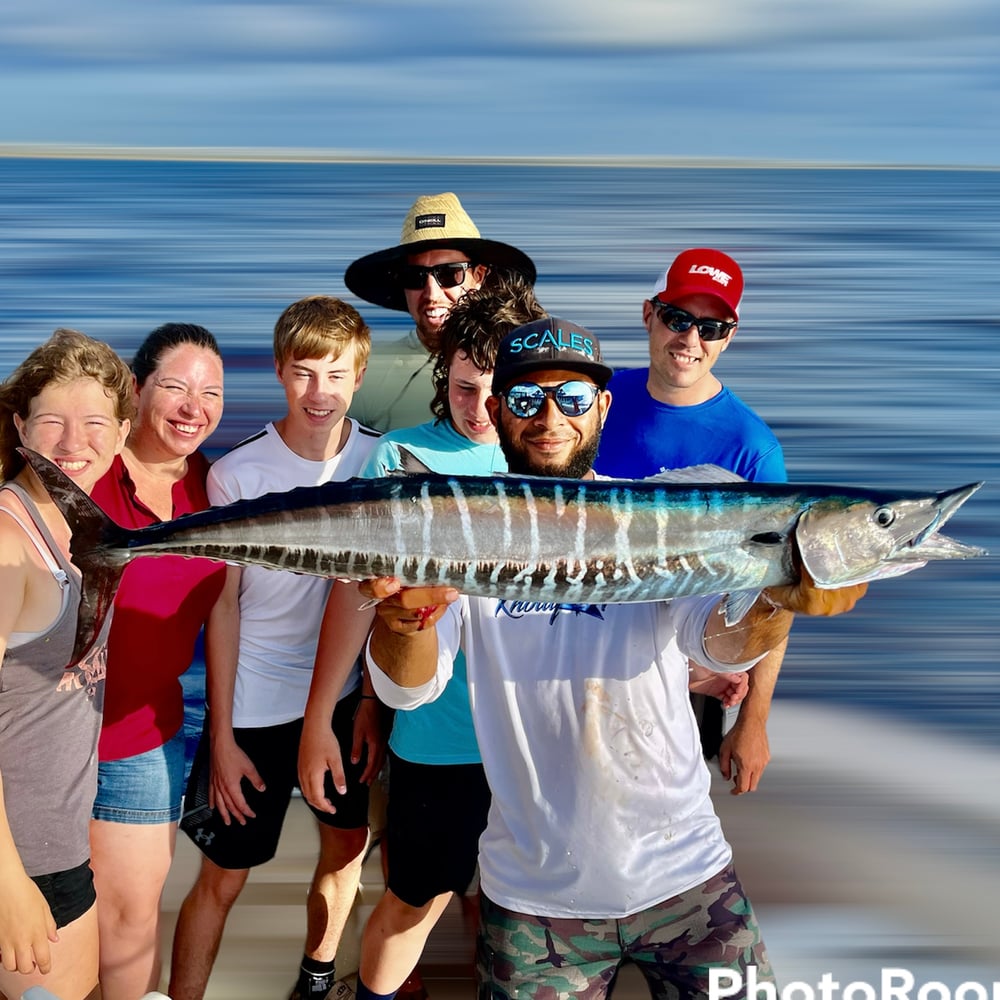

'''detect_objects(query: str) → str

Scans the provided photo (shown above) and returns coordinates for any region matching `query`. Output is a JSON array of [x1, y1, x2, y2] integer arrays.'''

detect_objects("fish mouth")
[[884, 481, 986, 563]]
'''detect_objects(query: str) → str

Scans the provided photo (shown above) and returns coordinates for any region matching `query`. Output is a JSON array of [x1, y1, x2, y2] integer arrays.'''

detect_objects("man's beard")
[[496, 417, 601, 479], [415, 316, 442, 353]]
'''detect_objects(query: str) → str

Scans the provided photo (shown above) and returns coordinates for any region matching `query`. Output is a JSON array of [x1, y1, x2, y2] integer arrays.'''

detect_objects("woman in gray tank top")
[[0, 328, 133, 1000]]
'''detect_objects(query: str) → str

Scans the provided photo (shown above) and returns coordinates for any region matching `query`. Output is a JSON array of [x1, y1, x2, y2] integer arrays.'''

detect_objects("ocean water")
[[0, 157, 997, 748]]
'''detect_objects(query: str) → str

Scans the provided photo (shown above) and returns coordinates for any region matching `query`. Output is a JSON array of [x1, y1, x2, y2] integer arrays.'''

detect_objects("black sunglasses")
[[502, 380, 600, 419], [651, 301, 736, 342], [398, 261, 475, 290]]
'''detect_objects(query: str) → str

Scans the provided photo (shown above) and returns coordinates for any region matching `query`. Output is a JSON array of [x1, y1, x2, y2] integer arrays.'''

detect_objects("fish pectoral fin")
[[722, 589, 762, 626]]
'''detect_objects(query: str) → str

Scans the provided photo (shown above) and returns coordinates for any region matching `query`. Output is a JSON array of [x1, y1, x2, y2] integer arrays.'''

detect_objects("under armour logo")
[[193, 828, 215, 846]]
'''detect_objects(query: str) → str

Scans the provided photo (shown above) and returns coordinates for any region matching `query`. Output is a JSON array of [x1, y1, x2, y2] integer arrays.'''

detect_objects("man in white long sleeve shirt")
[[361, 318, 869, 1000]]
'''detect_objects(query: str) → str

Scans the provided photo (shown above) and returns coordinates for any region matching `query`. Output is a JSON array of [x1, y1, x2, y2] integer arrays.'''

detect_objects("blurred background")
[[1, 3, 998, 993]]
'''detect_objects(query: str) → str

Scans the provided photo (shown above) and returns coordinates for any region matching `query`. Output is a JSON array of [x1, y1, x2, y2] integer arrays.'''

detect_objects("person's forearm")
[[368, 617, 439, 689], [736, 638, 786, 723], [707, 567, 867, 664], [205, 568, 241, 738], [703, 590, 794, 665], [304, 581, 375, 727]]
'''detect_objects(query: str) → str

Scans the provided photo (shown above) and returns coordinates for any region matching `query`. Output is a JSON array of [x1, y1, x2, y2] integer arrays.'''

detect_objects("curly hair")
[[430, 270, 546, 424], [0, 328, 135, 479]]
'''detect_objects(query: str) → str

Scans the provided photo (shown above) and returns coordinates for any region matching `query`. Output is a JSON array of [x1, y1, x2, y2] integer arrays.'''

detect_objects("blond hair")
[[273, 296, 371, 372], [0, 328, 135, 479]]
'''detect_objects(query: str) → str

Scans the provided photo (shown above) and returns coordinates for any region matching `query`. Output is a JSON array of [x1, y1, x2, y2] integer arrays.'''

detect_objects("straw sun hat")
[[344, 192, 537, 312]]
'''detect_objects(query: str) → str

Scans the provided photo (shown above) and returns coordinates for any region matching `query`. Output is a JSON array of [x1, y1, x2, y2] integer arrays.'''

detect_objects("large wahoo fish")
[[19, 449, 984, 665]]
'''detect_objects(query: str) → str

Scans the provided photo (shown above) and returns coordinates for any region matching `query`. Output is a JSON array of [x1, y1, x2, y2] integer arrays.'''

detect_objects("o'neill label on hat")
[[689, 264, 733, 286], [415, 213, 446, 230]]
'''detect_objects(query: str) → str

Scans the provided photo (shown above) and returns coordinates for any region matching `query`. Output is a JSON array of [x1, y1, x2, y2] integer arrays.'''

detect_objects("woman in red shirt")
[[89, 323, 227, 1000]]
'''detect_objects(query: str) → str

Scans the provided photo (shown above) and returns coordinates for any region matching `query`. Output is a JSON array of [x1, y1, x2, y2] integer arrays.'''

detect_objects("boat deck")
[[159, 702, 1000, 998]]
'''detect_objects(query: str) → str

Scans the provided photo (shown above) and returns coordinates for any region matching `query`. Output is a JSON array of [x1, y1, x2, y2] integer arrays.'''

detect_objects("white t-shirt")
[[370, 593, 758, 919], [208, 419, 380, 727]]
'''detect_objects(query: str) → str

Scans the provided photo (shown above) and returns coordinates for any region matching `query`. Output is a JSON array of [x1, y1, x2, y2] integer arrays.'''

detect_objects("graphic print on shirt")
[[494, 601, 608, 625], [58, 641, 108, 708]]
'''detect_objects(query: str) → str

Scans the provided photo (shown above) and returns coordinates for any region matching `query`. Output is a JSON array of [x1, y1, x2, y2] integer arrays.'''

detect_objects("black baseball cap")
[[491, 317, 613, 393]]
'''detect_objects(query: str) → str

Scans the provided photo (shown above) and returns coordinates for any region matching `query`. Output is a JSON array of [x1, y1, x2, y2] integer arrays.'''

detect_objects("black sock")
[[296, 955, 337, 997], [355, 976, 396, 1000]]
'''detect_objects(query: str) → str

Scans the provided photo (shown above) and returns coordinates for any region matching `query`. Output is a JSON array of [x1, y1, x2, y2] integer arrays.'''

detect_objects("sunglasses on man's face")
[[651, 301, 736, 342], [398, 261, 474, 290], [502, 380, 600, 419]]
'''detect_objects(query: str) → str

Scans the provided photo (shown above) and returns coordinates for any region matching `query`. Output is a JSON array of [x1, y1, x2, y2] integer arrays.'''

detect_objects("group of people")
[[0, 190, 870, 1000]]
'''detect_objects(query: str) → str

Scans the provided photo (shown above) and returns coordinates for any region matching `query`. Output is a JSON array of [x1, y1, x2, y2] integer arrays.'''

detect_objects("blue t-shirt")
[[595, 368, 787, 483], [360, 418, 507, 765], [361, 417, 506, 480]]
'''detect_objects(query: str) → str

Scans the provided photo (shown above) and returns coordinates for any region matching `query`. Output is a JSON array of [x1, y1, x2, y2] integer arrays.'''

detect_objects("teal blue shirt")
[[360, 418, 506, 764]]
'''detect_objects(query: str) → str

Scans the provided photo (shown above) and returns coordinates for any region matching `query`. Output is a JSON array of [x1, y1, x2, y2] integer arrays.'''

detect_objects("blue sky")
[[2, 0, 999, 166]]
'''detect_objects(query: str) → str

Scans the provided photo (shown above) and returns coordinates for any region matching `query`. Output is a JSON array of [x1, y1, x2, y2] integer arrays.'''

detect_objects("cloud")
[[0, 0, 997, 164], [507, 0, 1000, 49], [1, 1, 369, 64], [6, 0, 995, 63]]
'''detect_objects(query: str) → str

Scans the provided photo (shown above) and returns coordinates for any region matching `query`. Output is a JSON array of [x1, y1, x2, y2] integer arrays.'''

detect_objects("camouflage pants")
[[476, 863, 773, 1000]]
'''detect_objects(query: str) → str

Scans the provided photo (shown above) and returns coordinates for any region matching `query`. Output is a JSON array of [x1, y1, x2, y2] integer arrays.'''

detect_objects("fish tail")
[[18, 448, 131, 665]]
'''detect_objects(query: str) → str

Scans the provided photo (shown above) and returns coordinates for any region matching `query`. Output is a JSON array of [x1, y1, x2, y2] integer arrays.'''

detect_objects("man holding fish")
[[361, 318, 869, 999]]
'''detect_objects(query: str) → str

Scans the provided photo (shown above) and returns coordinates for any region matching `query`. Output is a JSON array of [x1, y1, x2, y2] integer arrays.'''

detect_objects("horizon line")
[[0, 143, 996, 172]]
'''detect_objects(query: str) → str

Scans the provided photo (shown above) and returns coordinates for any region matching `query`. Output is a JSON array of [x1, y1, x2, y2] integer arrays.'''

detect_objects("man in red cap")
[[595, 248, 787, 794]]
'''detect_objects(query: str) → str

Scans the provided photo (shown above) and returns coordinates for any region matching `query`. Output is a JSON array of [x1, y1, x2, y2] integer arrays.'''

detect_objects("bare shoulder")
[[0, 502, 31, 638]]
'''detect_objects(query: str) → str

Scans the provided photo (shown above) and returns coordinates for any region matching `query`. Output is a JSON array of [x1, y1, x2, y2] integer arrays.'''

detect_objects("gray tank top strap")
[[0, 485, 70, 583]]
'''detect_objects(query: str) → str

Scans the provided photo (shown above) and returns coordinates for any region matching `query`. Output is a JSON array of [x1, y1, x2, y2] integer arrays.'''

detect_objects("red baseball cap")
[[650, 248, 744, 320]]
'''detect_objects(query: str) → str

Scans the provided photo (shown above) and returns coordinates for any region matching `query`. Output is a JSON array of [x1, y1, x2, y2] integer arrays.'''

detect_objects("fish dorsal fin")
[[642, 464, 747, 485], [395, 446, 433, 476]]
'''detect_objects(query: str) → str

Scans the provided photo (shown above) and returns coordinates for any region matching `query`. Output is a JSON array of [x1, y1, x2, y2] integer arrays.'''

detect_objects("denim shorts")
[[92, 726, 186, 824]]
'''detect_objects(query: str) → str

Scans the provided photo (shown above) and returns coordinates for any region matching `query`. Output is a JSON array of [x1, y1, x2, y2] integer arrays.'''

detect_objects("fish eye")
[[873, 506, 896, 527]]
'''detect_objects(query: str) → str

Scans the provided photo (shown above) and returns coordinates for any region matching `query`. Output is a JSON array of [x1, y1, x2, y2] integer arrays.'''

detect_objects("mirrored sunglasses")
[[502, 380, 599, 419]]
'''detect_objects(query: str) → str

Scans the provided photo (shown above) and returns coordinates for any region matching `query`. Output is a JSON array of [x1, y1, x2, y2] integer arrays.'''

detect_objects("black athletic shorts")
[[30, 859, 96, 928], [385, 749, 491, 908], [180, 689, 369, 870]]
